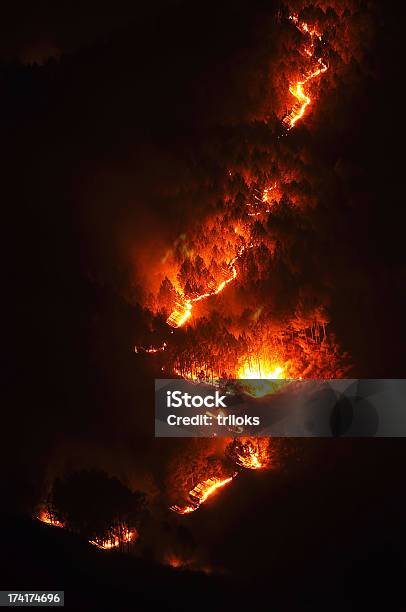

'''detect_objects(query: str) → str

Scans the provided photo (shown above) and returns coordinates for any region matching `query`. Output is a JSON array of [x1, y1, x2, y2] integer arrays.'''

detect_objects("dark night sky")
[[1, 2, 406, 597]]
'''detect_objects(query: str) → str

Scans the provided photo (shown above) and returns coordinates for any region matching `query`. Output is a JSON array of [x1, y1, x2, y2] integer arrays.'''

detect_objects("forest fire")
[[37, 510, 64, 528], [38, 509, 137, 551], [134, 342, 167, 354], [232, 441, 264, 469], [4, 0, 398, 605], [166, 251, 240, 329], [170, 440, 271, 514], [137, 10, 343, 524], [89, 528, 137, 550], [170, 476, 234, 514], [282, 15, 328, 129], [137, 12, 332, 388], [235, 452, 262, 469], [237, 359, 286, 397], [191, 476, 234, 504], [283, 58, 328, 129]]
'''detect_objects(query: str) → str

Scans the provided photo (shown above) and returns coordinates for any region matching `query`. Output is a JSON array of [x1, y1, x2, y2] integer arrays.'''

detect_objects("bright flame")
[[161, 15, 328, 330], [283, 15, 328, 130], [247, 182, 279, 216], [166, 251, 242, 328], [170, 476, 234, 514], [38, 509, 137, 550], [236, 451, 262, 469], [37, 510, 64, 528], [170, 443, 273, 514], [231, 439, 270, 470], [167, 301, 192, 327], [192, 476, 233, 504], [238, 363, 284, 380], [89, 528, 136, 550], [170, 504, 198, 515], [237, 359, 286, 397], [134, 342, 167, 354]]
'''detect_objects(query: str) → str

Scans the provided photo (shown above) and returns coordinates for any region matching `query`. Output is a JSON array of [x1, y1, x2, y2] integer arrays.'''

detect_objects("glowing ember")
[[232, 440, 267, 470], [238, 454, 262, 470], [228, 439, 273, 470], [247, 182, 279, 216], [89, 528, 137, 550], [166, 555, 184, 568], [170, 503, 198, 515], [89, 537, 120, 549], [134, 342, 167, 354], [235, 450, 262, 469], [37, 510, 64, 528]]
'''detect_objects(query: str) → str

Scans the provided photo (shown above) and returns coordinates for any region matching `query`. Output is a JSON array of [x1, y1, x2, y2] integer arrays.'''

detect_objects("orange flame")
[[161, 16, 328, 332], [170, 476, 234, 514], [235, 450, 262, 469], [37, 510, 64, 528], [89, 528, 137, 550], [166, 249, 243, 328], [38, 509, 137, 550], [237, 357, 287, 397], [283, 15, 328, 129]]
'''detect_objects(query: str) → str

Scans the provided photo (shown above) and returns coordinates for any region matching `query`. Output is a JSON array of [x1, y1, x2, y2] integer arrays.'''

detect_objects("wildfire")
[[167, 301, 192, 327], [138, 12, 329, 346], [38, 509, 137, 550], [141, 12, 339, 519], [170, 441, 272, 514], [166, 555, 184, 568], [261, 182, 278, 204], [170, 475, 234, 514], [236, 452, 262, 469], [170, 504, 197, 515], [237, 358, 287, 397], [191, 476, 234, 504], [37, 510, 64, 528], [237, 361, 284, 380], [161, 17, 327, 333], [231, 439, 268, 470], [247, 182, 279, 216], [166, 249, 241, 329], [134, 342, 167, 354], [283, 15, 328, 130], [89, 528, 137, 550]]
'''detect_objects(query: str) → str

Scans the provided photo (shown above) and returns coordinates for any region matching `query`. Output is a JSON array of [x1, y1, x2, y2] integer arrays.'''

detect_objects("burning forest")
[[4, 0, 404, 607], [135, 9, 348, 386], [33, 2, 363, 534], [31, 3, 360, 536], [132, 7, 348, 516]]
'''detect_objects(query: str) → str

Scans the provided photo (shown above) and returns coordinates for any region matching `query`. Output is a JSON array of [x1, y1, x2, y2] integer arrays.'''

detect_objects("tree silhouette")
[[51, 469, 146, 550]]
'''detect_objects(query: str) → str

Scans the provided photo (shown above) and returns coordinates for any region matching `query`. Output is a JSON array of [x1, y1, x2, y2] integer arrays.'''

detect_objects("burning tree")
[[226, 438, 273, 470], [47, 469, 146, 550]]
